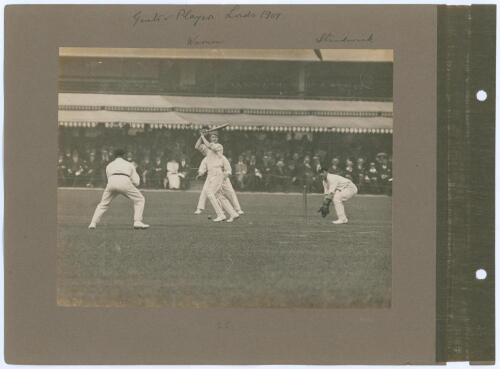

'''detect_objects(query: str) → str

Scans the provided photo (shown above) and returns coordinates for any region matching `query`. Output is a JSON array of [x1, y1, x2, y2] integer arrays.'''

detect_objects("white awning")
[[58, 93, 393, 133]]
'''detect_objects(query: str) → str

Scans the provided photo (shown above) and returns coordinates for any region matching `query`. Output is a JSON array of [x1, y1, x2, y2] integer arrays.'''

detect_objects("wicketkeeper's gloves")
[[318, 197, 332, 218]]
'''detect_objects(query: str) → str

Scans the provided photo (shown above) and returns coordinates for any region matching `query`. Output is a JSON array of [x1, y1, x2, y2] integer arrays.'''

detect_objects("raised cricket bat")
[[206, 123, 229, 132]]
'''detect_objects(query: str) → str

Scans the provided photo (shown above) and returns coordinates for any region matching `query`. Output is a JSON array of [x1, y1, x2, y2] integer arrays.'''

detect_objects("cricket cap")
[[113, 148, 126, 157]]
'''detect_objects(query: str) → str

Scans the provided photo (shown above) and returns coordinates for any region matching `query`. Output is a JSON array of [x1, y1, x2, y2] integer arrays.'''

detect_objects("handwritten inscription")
[[187, 35, 223, 46], [132, 9, 215, 27], [130, 8, 376, 48], [132, 11, 172, 27], [132, 6, 282, 28], [177, 9, 215, 27], [316, 33, 374, 43], [224, 5, 282, 21]]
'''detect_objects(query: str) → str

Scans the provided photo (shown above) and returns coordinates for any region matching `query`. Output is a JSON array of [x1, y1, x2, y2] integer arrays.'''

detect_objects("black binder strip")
[[437, 5, 495, 363]]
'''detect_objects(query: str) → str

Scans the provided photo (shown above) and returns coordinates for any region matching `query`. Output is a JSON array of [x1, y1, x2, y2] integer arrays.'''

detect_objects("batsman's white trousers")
[[333, 184, 358, 220], [90, 175, 145, 224], [197, 178, 241, 212], [204, 174, 238, 218], [197, 180, 209, 210]]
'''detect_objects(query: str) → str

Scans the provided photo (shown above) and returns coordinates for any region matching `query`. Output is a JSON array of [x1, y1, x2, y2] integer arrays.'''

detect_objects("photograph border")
[[5, 4, 436, 364], [56, 46, 394, 309]]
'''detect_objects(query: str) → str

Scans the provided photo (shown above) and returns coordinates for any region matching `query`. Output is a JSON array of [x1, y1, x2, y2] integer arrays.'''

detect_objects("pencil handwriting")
[[131, 7, 283, 28], [315, 33, 374, 43]]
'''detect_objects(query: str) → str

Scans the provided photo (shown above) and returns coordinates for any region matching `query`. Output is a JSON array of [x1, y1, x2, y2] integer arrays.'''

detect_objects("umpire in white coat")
[[89, 149, 150, 229]]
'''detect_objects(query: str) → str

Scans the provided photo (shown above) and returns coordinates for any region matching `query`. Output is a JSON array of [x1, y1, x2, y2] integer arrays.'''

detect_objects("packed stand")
[[58, 127, 392, 195]]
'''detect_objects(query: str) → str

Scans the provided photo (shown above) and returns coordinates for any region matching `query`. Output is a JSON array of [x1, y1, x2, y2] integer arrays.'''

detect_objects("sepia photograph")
[[57, 48, 393, 308]]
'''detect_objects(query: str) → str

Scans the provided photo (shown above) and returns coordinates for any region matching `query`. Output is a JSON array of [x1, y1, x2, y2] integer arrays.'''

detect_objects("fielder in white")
[[88, 149, 150, 229], [194, 131, 240, 222], [318, 168, 358, 224]]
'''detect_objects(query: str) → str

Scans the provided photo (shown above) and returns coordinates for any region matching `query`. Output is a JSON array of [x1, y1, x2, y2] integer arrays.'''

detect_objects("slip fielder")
[[88, 149, 150, 229], [318, 168, 358, 224]]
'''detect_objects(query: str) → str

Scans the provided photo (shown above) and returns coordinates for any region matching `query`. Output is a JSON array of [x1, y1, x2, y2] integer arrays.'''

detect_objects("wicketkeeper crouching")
[[318, 168, 358, 225]]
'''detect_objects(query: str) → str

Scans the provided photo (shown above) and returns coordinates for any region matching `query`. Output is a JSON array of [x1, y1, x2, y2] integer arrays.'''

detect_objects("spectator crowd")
[[58, 127, 392, 195]]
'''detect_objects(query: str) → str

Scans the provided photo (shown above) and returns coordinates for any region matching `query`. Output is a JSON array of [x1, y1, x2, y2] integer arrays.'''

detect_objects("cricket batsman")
[[317, 168, 358, 224], [195, 171, 243, 215], [194, 127, 243, 216], [88, 149, 150, 229], [194, 130, 239, 222]]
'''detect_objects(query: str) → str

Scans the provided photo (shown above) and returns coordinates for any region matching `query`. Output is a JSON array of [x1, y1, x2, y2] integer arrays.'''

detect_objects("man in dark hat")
[[88, 149, 150, 229]]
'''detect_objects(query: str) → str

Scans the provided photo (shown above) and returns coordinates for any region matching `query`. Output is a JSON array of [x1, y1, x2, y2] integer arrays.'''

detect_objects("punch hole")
[[476, 90, 488, 101], [476, 269, 487, 280]]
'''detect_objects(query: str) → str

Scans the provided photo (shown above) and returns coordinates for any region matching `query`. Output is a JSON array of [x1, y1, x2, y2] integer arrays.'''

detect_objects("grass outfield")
[[57, 188, 392, 308]]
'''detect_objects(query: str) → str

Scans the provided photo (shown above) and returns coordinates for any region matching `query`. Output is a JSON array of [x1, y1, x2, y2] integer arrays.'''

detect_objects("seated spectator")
[[152, 155, 165, 189], [375, 152, 387, 165], [99, 148, 111, 184], [67, 150, 86, 187], [57, 153, 68, 186], [355, 157, 367, 193], [343, 158, 355, 182], [166, 158, 181, 190], [378, 156, 392, 195], [300, 156, 315, 192], [234, 155, 247, 190], [329, 157, 342, 175], [316, 149, 328, 166], [312, 155, 322, 173], [261, 155, 273, 191], [311, 155, 324, 192], [63, 148, 72, 165], [274, 158, 288, 192], [246, 155, 262, 190], [84, 150, 102, 188], [178, 155, 190, 190], [366, 162, 380, 194], [286, 160, 298, 190], [138, 156, 153, 188]]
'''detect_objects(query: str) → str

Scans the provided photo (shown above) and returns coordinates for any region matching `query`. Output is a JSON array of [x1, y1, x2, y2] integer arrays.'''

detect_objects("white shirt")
[[106, 157, 140, 186], [198, 155, 232, 177], [197, 140, 223, 156], [323, 173, 354, 194]]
